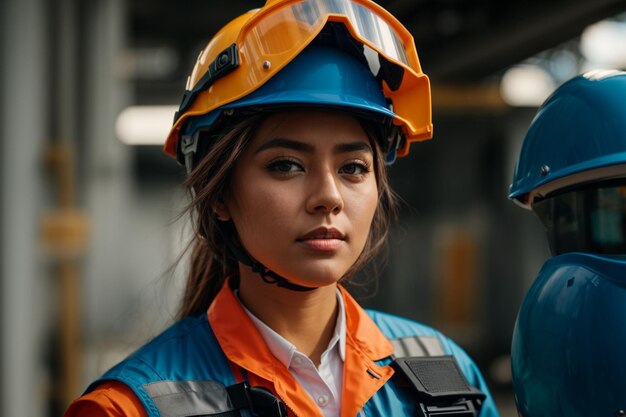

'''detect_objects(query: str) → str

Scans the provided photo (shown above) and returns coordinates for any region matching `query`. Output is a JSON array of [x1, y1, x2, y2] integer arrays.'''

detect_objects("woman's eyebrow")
[[254, 138, 373, 155], [334, 142, 373, 154], [254, 138, 314, 154]]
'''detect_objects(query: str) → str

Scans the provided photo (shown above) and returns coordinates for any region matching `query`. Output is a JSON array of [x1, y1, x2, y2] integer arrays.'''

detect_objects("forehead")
[[251, 110, 371, 148]]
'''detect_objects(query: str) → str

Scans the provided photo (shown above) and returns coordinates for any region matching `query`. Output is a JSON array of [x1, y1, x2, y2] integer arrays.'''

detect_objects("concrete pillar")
[[81, 0, 135, 375], [0, 0, 48, 415]]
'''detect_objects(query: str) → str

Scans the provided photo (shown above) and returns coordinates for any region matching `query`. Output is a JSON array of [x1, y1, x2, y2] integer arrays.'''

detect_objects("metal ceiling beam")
[[419, 0, 626, 82], [126, 0, 626, 87]]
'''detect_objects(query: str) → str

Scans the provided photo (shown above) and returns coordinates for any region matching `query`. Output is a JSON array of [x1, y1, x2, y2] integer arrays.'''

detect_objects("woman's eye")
[[266, 159, 303, 173], [340, 162, 369, 176]]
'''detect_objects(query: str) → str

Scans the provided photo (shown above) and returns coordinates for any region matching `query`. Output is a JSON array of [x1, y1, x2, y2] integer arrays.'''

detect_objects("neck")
[[237, 266, 339, 366]]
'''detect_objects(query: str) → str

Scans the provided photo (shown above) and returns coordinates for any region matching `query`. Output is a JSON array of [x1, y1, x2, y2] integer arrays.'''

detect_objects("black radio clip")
[[391, 355, 486, 417]]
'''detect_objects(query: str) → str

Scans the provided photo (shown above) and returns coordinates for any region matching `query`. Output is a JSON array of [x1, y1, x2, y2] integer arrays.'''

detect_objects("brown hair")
[[177, 114, 398, 318]]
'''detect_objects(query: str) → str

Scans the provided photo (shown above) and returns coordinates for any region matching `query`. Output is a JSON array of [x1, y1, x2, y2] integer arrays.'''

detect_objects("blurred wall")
[[1, 0, 48, 415]]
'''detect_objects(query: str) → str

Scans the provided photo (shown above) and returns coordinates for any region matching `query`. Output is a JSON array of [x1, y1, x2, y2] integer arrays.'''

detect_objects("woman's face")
[[220, 110, 379, 288]]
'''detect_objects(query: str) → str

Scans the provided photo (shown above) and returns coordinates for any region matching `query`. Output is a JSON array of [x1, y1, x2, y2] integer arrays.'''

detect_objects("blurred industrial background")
[[2, 0, 626, 416]]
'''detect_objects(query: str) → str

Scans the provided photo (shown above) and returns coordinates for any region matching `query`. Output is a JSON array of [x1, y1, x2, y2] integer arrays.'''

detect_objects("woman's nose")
[[306, 170, 344, 215]]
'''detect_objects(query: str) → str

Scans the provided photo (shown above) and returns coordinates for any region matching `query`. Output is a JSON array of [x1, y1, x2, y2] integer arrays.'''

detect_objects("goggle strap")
[[377, 54, 404, 92], [174, 44, 240, 124]]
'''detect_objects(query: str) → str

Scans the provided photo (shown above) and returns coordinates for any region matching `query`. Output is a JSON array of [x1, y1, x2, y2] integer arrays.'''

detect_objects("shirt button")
[[293, 356, 303, 366], [317, 395, 329, 407]]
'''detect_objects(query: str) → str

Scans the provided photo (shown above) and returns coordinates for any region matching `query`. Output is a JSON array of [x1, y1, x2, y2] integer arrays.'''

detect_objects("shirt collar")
[[237, 288, 347, 368], [208, 278, 394, 368], [208, 279, 396, 417]]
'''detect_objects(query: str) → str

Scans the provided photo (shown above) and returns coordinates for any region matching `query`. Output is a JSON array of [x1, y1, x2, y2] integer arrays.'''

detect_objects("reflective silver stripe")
[[390, 336, 445, 358], [144, 380, 237, 417], [419, 336, 445, 356]]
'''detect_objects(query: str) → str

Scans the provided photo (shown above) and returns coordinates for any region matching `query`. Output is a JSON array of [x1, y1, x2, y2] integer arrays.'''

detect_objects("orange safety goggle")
[[164, 0, 432, 158]]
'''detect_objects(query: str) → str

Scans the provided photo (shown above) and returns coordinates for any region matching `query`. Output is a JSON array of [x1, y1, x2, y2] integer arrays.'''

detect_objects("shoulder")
[[366, 310, 501, 417], [99, 316, 210, 372], [366, 309, 459, 356], [365, 309, 441, 338], [366, 309, 473, 369], [367, 310, 464, 358], [64, 381, 147, 417], [88, 314, 232, 392], [79, 315, 236, 417], [131, 313, 221, 361], [366, 311, 482, 386]]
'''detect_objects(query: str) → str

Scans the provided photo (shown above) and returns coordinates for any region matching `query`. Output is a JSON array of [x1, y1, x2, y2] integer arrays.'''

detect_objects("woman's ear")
[[213, 200, 231, 222]]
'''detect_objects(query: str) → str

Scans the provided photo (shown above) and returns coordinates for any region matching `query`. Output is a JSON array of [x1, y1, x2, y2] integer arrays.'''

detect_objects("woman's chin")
[[272, 271, 341, 289], [270, 266, 348, 289]]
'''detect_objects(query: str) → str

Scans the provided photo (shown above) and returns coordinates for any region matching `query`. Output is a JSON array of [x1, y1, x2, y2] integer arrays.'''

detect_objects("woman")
[[65, 1, 499, 416]]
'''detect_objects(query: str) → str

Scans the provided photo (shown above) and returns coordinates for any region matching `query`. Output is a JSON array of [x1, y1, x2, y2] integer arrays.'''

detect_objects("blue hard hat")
[[509, 70, 626, 207], [182, 44, 400, 164], [511, 252, 626, 417]]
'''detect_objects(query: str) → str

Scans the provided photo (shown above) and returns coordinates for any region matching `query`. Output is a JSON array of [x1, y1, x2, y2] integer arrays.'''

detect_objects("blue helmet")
[[182, 44, 396, 135], [180, 44, 403, 167], [512, 253, 626, 417], [509, 70, 626, 208], [510, 70, 626, 417]]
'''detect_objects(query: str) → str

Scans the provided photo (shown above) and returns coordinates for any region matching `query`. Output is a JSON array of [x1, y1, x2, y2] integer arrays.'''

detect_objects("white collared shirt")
[[238, 290, 346, 417]]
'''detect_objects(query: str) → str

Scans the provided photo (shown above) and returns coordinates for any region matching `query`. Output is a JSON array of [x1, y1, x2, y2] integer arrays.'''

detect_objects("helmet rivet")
[[262, 60, 271, 70], [224, 109, 234, 116], [218, 53, 230, 66], [539, 165, 550, 176]]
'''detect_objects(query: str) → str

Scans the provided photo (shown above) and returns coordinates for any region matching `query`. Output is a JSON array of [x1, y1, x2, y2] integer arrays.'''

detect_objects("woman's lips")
[[297, 227, 346, 251]]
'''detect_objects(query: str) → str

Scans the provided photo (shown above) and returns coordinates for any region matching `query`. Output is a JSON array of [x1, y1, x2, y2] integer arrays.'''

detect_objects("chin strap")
[[216, 220, 316, 292]]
